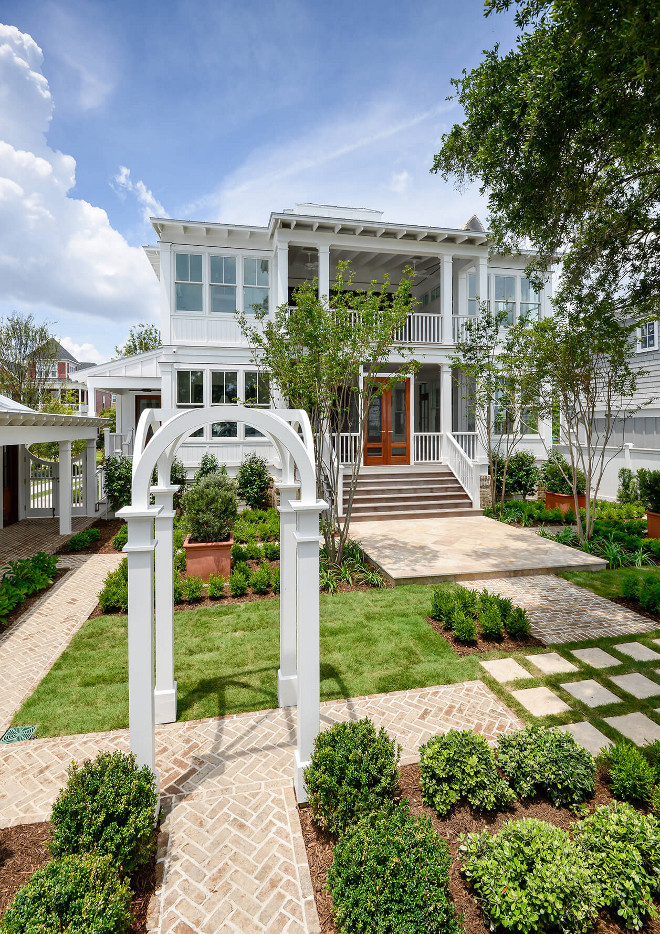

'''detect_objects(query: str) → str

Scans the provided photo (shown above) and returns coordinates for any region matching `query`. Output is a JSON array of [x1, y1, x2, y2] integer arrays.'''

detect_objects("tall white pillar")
[[478, 253, 488, 309], [118, 505, 162, 781], [84, 439, 97, 517], [276, 481, 300, 707], [277, 243, 289, 308], [318, 246, 330, 300], [152, 487, 178, 724], [441, 254, 453, 343], [58, 440, 72, 535], [292, 499, 326, 803], [441, 364, 453, 437]]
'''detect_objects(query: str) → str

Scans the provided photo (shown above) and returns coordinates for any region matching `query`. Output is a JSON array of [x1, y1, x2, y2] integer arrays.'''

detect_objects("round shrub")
[[180, 472, 238, 543], [229, 570, 248, 597], [460, 818, 599, 933], [430, 586, 456, 629], [452, 610, 477, 643], [104, 454, 133, 513], [250, 562, 271, 594], [1, 853, 133, 934], [505, 605, 531, 639], [207, 572, 226, 598], [194, 452, 220, 483], [598, 740, 657, 805], [328, 802, 461, 934], [111, 523, 128, 551], [496, 725, 596, 807], [263, 541, 280, 561], [540, 450, 586, 496], [304, 718, 400, 835], [420, 730, 515, 816], [479, 603, 504, 639], [49, 750, 158, 874], [237, 452, 272, 510]]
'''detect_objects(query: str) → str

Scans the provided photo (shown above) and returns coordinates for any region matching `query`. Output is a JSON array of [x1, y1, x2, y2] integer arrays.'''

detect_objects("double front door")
[[364, 379, 410, 466]]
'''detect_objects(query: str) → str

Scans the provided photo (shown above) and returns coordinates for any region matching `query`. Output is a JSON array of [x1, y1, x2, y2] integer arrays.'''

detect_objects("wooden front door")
[[364, 379, 410, 465]]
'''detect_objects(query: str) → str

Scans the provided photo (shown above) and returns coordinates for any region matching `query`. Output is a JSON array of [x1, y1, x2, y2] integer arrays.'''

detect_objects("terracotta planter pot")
[[183, 535, 232, 581], [544, 491, 586, 515], [646, 510, 660, 540]]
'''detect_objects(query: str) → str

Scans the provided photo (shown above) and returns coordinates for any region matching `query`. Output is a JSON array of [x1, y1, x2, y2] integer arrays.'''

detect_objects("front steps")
[[344, 465, 479, 522]]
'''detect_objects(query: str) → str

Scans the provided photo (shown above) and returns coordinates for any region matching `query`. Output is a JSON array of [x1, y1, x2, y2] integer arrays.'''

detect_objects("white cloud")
[[58, 336, 105, 364], [390, 170, 411, 195], [113, 165, 165, 224], [0, 24, 159, 325]]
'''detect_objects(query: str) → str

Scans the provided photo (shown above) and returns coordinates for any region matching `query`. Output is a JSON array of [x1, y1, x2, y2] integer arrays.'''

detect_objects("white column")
[[276, 481, 300, 707], [152, 487, 178, 724], [159, 244, 173, 344], [318, 246, 330, 300], [409, 374, 416, 465], [0, 447, 4, 530], [277, 243, 289, 308], [441, 254, 453, 343], [58, 440, 72, 535], [118, 505, 162, 782], [478, 253, 488, 309], [440, 364, 453, 438], [84, 439, 97, 517], [292, 499, 326, 803]]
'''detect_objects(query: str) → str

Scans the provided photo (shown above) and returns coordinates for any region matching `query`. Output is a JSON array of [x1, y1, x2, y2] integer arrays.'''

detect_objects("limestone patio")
[[355, 515, 606, 584]]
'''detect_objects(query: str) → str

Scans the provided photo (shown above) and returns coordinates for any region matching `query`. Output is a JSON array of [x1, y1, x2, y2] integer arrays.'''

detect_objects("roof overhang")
[[0, 411, 108, 444]]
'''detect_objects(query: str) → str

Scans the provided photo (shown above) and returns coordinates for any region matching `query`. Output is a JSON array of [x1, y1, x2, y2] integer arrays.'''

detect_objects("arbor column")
[[276, 481, 300, 707], [84, 438, 97, 517], [58, 440, 72, 535], [152, 486, 178, 724], [441, 254, 453, 343], [318, 246, 330, 300]]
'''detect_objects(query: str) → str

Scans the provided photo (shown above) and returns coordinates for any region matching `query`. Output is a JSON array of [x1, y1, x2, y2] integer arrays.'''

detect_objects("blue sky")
[[0, 0, 517, 360]]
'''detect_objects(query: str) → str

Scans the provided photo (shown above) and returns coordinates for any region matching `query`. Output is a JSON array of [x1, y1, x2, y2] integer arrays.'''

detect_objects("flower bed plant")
[[430, 584, 531, 644], [598, 740, 657, 805], [236, 452, 272, 510], [0, 552, 59, 623], [66, 527, 101, 551]]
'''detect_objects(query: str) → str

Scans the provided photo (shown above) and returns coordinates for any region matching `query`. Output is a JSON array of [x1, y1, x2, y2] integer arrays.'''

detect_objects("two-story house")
[[75, 203, 555, 515]]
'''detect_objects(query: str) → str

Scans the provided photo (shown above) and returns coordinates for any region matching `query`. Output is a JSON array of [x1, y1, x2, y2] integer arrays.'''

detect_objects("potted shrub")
[[180, 473, 238, 579], [638, 469, 660, 538], [540, 451, 587, 514]]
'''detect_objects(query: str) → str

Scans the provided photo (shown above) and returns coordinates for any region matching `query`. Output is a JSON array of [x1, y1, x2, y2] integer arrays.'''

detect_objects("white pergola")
[[118, 405, 326, 802]]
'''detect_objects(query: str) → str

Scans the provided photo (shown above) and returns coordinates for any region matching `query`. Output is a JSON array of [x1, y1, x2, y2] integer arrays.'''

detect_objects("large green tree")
[[114, 323, 162, 357], [433, 0, 660, 319], [0, 312, 58, 408]]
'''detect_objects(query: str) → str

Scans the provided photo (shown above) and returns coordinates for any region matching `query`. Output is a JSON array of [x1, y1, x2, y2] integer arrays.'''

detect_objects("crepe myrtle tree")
[[239, 260, 418, 564], [451, 305, 538, 509]]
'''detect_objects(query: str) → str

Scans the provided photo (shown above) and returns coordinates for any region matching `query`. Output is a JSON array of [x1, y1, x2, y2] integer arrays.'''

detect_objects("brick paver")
[[0, 517, 96, 565], [463, 575, 656, 644]]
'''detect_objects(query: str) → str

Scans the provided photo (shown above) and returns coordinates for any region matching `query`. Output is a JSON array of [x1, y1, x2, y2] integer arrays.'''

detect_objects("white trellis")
[[118, 405, 325, 802]]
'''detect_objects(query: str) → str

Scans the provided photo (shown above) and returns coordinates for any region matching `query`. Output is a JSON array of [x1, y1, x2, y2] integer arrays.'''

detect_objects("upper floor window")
[[244, 259, 269, 314], [175, 254, 203, 312], [467, 273, 477, 316], [521, 278, 541, 320], [245, 370, 270, 437], [210, 256, 237, 314], [493, 275, 516, 325], [640, 322, 657, 351]]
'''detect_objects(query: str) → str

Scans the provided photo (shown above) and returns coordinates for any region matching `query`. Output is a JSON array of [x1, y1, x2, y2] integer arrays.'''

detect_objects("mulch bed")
[[426, 615, 544, 655], [614, 596, 660, 628], [0, 822, 157, 932], [299, 763, 660, 934], [57, 518, 124, 556]]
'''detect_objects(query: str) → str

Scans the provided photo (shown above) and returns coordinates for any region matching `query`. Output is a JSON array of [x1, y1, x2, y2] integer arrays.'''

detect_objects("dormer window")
[[175, 254, 203, 312]]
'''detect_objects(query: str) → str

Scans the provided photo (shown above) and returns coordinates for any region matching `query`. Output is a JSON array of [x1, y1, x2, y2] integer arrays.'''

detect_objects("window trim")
[[171, 249, 273, 318], [638, 321, 658, 353]]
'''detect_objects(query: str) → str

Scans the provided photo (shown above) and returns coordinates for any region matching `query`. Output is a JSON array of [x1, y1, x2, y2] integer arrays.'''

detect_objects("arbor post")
[[58, 440, 72, 535], [152, 486, 178, 724], [85, 438, 97, 517], [276, 481, 300, 707]]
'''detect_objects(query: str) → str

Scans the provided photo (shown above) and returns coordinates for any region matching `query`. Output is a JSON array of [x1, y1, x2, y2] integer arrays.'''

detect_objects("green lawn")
[[561, 566, 660, 599], [14, 586, 480, 737]]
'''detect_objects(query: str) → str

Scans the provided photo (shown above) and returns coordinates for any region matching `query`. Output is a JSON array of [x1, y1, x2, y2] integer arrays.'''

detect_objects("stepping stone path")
[[526, 652, 577, 675], [604, 712, 660, 745], [570, 648, 621, 669], [561, 679, 620, 708], [511, 686, 570, 716], [614, 642, 660, 662], [610, 673, 660, 699], [558, 722, 612, 755], [480, 658, 532, 683]]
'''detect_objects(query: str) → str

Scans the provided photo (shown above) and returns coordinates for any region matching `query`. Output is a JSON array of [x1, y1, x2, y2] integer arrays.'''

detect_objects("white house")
[[76, 203, 555, 516]]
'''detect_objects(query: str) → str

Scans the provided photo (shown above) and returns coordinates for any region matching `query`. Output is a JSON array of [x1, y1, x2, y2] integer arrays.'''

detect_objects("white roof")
[[0, 394, 34, 413]]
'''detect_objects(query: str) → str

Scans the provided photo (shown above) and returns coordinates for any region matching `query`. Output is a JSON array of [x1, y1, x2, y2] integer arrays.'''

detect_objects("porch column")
[[440, 364, 453, 438], [277, 243, 289, 308], [409, 374, 416, 464], [152, 487, 178, 724], [318, 246, 330, 300], [276, 481, 300, 707], [58, 440, 72, 535], [478, 253, 488, 308], [292, 499, 327, 803], [0, 447, 4, 530], [441, 254, 453, 343], [84, 439, 97, 517], [118, 505, 162, 781]]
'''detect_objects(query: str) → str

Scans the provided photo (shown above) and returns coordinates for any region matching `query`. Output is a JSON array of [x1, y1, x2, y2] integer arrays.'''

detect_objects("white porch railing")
[[452, 431, 478, 459], [395, 313, 443, 344], [444, 431, 482, 508], [104, 429, 134, 458], [71, 455, 84, 510], [414, 432, 443, 462], [337, 432, 360, 465], [452, 315, 476, 343]]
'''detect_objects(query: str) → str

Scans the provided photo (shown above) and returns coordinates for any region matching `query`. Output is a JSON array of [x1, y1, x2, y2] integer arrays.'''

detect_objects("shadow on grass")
[[177, 664, 278, 720]]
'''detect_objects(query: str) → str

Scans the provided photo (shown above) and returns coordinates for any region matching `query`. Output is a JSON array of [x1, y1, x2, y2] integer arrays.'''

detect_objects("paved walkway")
[[0, 553, 122, 731], [0, 517, 96, 565], [356, 516, 606, 584], [462, 574, 656, 643]]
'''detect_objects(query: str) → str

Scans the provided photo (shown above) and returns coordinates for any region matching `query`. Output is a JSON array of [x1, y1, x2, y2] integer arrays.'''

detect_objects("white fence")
[[27, 451, 89, 518], [555, 443, 660, 501]]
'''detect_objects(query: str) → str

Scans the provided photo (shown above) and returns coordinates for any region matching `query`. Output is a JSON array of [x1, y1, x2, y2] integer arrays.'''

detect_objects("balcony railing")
[[395, 313, 443, 344]]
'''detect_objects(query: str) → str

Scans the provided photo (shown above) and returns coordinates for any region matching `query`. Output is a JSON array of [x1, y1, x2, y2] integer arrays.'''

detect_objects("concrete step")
[[351, 507, 481, 522], [346, 490, 469, 505], [351, 498, 472, 515]]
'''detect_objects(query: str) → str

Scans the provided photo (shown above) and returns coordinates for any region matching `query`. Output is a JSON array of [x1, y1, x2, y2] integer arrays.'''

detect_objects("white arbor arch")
[[118, 405, 326, 801]]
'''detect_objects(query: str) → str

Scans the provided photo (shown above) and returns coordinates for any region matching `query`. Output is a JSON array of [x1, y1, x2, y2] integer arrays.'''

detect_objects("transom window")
[[211, 370, 238, 438], [210, 256, 237, 315], [640, 322, 657, 351], [175, 254, 203, 312], [243, 259, 269, 314]]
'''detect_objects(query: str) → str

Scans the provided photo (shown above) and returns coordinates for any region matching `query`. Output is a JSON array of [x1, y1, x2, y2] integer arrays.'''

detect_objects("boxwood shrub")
[[327, 802, 461, 934], [598, 740, 657, 805], [420, 730, 515, 816], [303, 718, 400, 835], [0, 854, 132, 934], [496, 726, 596, 807], [49, 750, 158, 875], [98, 558, 128, 614], [67, 527, 101, 551]]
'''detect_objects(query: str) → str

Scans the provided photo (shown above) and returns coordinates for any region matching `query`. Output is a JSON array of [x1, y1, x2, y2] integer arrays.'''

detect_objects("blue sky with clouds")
[[0, 0, 517, 360]]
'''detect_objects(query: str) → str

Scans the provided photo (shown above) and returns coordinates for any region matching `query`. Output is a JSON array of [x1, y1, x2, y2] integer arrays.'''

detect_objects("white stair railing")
[[445, 432, 483, 509], [452, 431, 478, 459]]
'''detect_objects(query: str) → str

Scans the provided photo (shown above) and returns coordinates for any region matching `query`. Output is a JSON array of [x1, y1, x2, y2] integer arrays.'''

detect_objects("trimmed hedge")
[[430, 584, 530, 642], [67, 527, 101, 551], [497, 726, 596, 807]]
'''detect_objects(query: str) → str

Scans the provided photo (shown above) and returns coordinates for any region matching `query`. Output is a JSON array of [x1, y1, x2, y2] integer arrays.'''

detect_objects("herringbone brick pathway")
[[462, 574, 656, 644], [0, 517, 95, 565]]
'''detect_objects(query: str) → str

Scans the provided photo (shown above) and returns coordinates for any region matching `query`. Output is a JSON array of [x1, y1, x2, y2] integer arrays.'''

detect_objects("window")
[[210, 255, 237, 314], [175, 254, 203, 312], [430, 285, 441, 303], [521, 278, 541, 320], [244, 370, 270, 437], [176, 369, 203, 436], [640, 322, 657, 351], [211, 370, 238, 438], [243, 258, 269, 314], [493, 275, 516, 324], [467, 273, 478, 316]]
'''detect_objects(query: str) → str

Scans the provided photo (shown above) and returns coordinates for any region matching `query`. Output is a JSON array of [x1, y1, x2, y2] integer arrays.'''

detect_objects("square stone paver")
[[614, 642, 660, 662], [511, 686, 570, 716], [526, 652, 577, 675], [604, 712, 660, 746], [558, 721, 612, 755], [610, 673, 660, 699], [570, 648, 621, 669], [561, 679, 620, 708], [480, 658, 532, 683]]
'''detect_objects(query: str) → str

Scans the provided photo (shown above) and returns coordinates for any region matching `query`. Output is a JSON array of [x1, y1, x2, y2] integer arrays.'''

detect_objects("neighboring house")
[[41, 340, 93, 412], [74, 202, 556, 517]]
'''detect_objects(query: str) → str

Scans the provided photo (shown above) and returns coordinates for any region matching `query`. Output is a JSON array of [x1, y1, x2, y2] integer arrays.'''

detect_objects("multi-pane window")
[[640, 322, 657, 351], [176, 369, 204, 436], [175, 254, 203, 312], [210, 256, 237, 314], [211, 370, 238, 438], [243, 259, 269, 314], [245, 371, 270, 437], [493, 275, 516, 325], [467, 273, 478, 316], [521, 278, 541, 320]]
